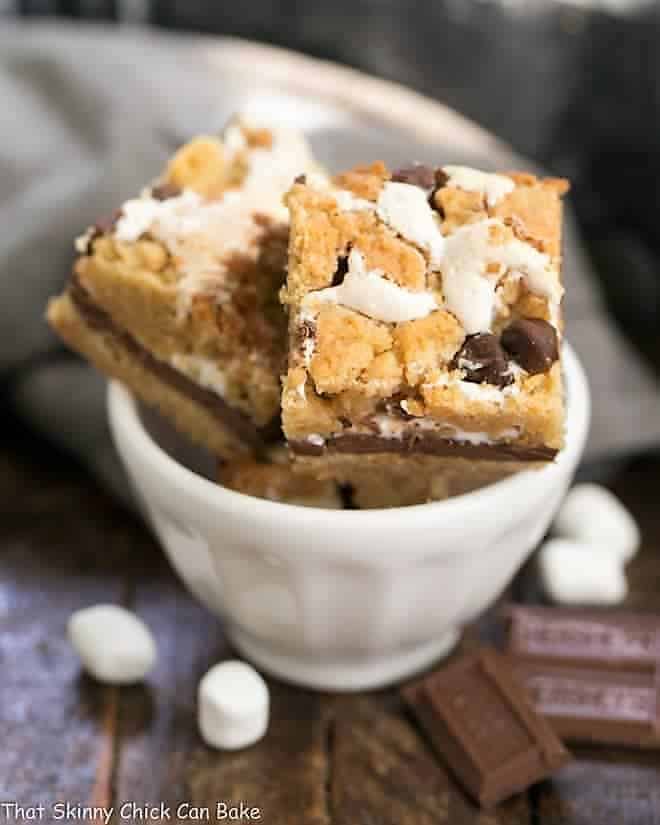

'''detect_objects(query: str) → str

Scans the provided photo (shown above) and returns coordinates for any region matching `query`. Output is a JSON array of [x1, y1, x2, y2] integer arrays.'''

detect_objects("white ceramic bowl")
[[108, 344, 590, 691]]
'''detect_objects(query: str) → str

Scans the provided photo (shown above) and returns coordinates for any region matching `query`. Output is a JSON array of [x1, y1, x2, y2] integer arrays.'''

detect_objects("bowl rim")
[[108, 342, 590, 526]]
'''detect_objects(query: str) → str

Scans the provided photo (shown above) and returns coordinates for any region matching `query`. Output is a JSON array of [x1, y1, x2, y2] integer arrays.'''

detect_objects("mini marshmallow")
[[552, 483, 641, 561], [305, 249, 437, 323], [68, 605, 157, 685], [538, 538, 628, 606], [198, 660, 269, 750]]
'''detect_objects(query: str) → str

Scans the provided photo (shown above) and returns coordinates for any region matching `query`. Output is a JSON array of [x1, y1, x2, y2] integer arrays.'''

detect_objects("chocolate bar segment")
[[505, 605, 660, 670], [403, 648, 571, 808], [291, 433, 556, 461], [513, 660, 660, 749]]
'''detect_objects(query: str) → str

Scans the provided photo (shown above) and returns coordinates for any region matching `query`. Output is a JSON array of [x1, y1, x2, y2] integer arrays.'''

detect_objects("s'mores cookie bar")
[[281, 162, 568, 476], [48, 118, 322, 459]]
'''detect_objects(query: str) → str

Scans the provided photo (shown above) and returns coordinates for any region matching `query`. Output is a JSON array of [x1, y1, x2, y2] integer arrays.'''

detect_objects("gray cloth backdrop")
[[3, 21, 659, 499]]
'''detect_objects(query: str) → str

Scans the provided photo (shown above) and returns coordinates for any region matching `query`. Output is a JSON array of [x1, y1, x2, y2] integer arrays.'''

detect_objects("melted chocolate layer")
[[290, 432, 556, 461], [69, 279, 280, 450]]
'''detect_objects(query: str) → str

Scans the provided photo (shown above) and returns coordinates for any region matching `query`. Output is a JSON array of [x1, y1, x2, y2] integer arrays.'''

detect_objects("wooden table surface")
[[2, 414, 660, 825]]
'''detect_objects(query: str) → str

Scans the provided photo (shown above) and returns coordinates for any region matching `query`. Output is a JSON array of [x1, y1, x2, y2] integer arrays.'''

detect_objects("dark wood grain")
[[0, 437, 129, 814], [186, 684, 330, 825], [331, 697, 529, 825], [113, 572, 224, 817], [1, 420, 659, 824], [114, 572, 331, 824]]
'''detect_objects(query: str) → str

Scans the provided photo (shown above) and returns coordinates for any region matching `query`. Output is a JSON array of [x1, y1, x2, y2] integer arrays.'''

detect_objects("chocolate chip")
[[429, 168, 449, 215], [452, 333, 513, 388], [501, 319, 559, 375], [429, 195, 445, 218], [331, 254, 349, 286], [294, 173, 307, 184], [79, 209, 122, 254], [151, 182, 182, 201], [93, 209, 122, 235], [391, 164, 436, 189]]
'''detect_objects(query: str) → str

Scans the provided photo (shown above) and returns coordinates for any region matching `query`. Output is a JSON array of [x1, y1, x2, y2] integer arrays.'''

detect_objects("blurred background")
[[2, 0, 660, 484], [6, 0, 660, 362]]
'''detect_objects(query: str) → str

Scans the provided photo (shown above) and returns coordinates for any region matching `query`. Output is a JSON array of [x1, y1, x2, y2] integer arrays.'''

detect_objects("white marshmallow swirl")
[[303, 249, 437, 324], [440, 219, 562, 334], [376, 182, 445, 267], [113, 188, 276, 317]]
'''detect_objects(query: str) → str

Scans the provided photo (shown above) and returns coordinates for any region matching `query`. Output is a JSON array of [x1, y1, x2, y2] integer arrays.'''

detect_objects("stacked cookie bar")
[[281, 163, 568, 487], [49, 120, 569, 506], [48, 118, 321, 459]]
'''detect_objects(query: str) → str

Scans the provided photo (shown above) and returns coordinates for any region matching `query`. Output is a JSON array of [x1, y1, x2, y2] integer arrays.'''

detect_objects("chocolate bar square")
[[513, 660, 660, 749], [403, 648, 571, 807], [505, 605, 660, 670]]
